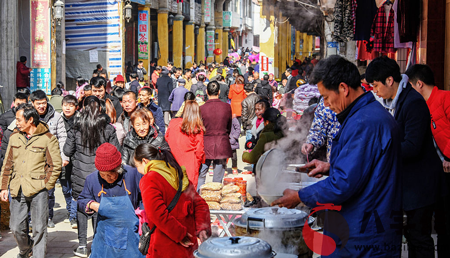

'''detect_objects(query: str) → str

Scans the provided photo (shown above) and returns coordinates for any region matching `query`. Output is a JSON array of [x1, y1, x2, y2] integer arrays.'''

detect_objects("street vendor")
[[77, 142, 143, 258], [273, 56, 402, 257]]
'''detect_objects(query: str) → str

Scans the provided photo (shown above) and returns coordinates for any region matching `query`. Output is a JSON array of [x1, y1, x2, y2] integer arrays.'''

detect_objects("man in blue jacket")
[[273, 56, 402, 257]]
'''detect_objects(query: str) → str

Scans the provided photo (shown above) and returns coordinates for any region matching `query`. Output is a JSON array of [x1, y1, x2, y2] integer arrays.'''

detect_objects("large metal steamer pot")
[[255, 148, 322, 205], [233, 207, 314, 258], [193, 236, 276, 258]]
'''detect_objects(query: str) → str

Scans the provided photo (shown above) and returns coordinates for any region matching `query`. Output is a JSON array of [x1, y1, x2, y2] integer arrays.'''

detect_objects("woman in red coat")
[[165, 100, 205, 189], [134, 143, 211, 258], [228, 75, 247, 120]]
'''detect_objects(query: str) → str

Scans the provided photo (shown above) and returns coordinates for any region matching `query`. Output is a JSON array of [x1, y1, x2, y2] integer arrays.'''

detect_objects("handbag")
[[138, 169, 184, 255]]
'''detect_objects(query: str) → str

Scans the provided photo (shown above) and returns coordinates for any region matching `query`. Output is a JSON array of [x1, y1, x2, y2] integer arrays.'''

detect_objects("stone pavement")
[[0, 135, 255, 257]]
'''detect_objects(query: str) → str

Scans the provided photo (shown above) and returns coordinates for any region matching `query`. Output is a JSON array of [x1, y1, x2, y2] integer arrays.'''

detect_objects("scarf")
[[144, 160, 189, 191], [381, 74, 409, 116]]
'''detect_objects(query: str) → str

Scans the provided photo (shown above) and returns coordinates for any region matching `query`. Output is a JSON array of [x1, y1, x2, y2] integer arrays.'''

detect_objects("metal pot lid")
[[235, 207, 313, 229], [195, 237, 275, 258]]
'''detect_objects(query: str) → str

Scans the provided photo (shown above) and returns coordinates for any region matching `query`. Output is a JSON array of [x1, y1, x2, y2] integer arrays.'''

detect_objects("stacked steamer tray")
[[200, 182, 244, 211]]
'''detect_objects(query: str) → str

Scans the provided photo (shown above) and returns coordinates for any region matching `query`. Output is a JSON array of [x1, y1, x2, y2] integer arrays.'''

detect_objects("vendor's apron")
[[90, 193, 145, 258]]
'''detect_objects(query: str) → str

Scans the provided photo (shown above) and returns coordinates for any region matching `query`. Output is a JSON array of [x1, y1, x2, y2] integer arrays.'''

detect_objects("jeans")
[[405, 204, 435, 258], [71, 198, 78, 221], [77, 210, 97, 246], [164, 111, 172, 127], [60, 177, 76, 220], [48, 178, 74, 220], [246, 130, 253, 142], [10, 189, 48, 258], [198, 159, 227, 192]]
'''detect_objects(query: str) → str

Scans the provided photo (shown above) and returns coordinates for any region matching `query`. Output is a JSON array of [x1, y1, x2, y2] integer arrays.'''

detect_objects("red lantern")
[[213, 48, 223, 55]]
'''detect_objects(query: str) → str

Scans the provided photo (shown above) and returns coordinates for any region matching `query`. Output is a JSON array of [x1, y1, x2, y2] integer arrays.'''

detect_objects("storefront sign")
[[131, 0, 146, 5], [206, 31, 215, 57], [30, 68, 51, 94], [138, 9, 149, 59], [30, 0, 51, 68], [204, 0, 211, 23], [223, 11, 232, 28]]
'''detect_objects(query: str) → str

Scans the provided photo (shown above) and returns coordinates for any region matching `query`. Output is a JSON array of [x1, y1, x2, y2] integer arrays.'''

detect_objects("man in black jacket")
[[128, 73, 140, 94], [118, 91, 138, 133], [91, 77, 122, 120], [0, 92, 28, 169], [156, 67, 174, 126], [0, 93, 27, 132], [284, 68, 295, 93], [244, 67, 254, 84], [133, 60, 147, 81], [255, 74, 273, 104], [366, 56, 443, 258]]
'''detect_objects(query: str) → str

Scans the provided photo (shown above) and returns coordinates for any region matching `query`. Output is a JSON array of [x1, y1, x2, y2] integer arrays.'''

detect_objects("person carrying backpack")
[[255, 74, 273, 104], [190, 73, 208, 104]]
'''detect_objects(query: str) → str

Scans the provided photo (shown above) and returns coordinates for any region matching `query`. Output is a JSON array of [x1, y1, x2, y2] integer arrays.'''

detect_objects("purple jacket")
[[169, 86, 189, 112], [229, 117, 240, 150]]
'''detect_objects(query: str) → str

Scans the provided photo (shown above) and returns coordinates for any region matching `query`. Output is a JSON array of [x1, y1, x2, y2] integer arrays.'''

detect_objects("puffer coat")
[[42, 104, 68, 161], [121, 126, 167, 165], [63, 123, 120, 200]]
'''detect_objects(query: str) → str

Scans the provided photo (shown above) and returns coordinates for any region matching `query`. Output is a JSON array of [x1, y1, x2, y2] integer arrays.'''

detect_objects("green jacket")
[[242, 123, 283, 164], [1, 122, 62, 197]]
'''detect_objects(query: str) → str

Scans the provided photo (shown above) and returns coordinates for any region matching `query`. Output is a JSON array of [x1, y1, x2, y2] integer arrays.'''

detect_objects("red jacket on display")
[[427, 86, 450, 161], [165, 118, 205, 189], [140, 171, 210, 258], [16, 62, 30, 88]]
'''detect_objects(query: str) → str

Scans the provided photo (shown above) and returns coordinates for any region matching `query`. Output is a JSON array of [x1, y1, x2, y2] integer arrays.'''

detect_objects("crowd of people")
[[2, 52, 450, 258]]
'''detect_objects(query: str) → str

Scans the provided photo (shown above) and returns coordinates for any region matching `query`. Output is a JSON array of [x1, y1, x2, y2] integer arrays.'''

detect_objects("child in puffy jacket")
[[229, 115, 241, 175]]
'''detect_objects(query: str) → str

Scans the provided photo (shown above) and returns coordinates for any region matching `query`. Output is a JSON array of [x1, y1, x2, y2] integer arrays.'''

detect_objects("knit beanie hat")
[[95, 143, 122, 171]]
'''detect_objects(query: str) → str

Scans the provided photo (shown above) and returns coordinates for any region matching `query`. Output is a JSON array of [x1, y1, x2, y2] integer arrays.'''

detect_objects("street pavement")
[[0, 135, 256, 257]]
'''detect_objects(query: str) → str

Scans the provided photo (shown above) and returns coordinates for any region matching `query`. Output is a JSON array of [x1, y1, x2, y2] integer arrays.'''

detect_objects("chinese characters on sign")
[[223, 11, 232, 28], [30, 68, 51, 94], [30, 0, 50, 68], [260, 56, 268, 73], [204, 0, 211, 23], [206, 31, 215, 57], [138, 10, 149, 59]]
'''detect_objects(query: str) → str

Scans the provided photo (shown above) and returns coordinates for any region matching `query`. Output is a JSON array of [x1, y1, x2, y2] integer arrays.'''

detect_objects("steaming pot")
[[233, 207, 314, 257], [193, 236, 276, 258], [255, 149, 323, 205]]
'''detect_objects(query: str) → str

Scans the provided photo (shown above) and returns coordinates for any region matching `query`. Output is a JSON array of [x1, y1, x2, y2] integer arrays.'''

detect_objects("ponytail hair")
[[133, 143, 182, 180], [262, 108, 288, 134]]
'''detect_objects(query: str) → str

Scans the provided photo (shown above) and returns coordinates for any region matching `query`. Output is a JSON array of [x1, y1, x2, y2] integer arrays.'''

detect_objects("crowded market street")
[[1, 0, 450, 258]]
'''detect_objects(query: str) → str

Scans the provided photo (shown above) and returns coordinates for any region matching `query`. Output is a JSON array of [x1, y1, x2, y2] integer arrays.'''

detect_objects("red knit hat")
[[95, 143, 122, 171], [115, 74, 125, 82]]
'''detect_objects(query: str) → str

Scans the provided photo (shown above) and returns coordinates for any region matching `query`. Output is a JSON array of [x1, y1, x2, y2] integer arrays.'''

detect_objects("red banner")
[[30, 0, 51, 68]]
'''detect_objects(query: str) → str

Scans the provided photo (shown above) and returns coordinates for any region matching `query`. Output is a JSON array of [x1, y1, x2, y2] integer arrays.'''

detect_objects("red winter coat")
[[228, 84, 247, 116], [165, 118, 205, 189], [16, 62, 30, 88], [140, 172, 211, 258], [427, 86, 450, 160]]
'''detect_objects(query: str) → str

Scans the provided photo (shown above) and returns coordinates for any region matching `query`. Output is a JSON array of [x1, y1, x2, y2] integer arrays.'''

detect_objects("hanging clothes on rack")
[[354, 0, 378, 41], [370, 2, 396, 54], [398, 0, 420, 43], [333, 0, 354, 42], [393, 0, 412, 48], [356, 41, 377, 61]]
